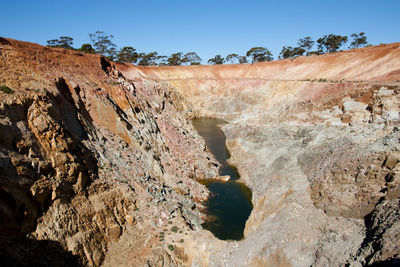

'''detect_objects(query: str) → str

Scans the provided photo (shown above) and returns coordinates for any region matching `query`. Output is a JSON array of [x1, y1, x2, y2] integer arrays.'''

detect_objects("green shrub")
[[168, 244, 174, 251], [0, 85, 14, 94], [171, 226, 179, 233]]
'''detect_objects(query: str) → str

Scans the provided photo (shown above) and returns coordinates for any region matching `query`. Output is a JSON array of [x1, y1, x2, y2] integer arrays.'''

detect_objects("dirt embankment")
[[120, 42, 400, 82]]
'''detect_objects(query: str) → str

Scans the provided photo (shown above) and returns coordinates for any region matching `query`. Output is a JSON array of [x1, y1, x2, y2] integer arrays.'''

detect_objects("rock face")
[[0, 38, 218, 266], [1, 38, 400, 266]]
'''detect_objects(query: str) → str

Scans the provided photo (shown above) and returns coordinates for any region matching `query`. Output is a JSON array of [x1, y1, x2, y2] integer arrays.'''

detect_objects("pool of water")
[[192, 118, 253, 240]]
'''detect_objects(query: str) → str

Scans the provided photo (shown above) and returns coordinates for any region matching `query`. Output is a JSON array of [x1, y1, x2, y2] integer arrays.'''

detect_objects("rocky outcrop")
[[352, 198, 400, 266], [1, 38, 399, 266]]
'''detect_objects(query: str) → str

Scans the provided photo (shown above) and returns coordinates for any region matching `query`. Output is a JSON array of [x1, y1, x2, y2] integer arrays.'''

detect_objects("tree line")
[[47, 31, 369, 66]]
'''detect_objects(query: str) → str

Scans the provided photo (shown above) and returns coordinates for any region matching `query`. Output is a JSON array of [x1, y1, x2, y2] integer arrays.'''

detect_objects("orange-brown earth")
[[1, 37, 400, 266]]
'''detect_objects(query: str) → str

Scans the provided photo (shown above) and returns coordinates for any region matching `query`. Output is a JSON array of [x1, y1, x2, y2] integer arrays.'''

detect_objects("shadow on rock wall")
[[0, 237, 82, 267]]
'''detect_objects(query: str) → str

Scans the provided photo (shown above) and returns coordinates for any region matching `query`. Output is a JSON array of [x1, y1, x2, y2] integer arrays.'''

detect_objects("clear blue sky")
[[1, 0, 399, 62]]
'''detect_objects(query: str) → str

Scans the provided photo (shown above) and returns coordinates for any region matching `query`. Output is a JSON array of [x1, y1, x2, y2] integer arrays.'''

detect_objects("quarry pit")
[[0, 38, 399, 266]]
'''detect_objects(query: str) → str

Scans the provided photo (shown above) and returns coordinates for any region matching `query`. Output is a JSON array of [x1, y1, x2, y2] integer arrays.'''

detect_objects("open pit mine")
[[0, 37, 399, 266]]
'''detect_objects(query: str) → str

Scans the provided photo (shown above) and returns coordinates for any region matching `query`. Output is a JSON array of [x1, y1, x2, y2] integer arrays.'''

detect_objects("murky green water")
[[192, 118, 253, 240]]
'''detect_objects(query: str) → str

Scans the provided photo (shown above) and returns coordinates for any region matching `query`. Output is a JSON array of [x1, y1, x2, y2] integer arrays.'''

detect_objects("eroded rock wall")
[[0, 38, 218, 266]]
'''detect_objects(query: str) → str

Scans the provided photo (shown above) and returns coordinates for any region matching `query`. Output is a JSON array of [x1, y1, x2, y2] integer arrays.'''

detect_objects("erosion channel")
[[192, 118, 253, 240]]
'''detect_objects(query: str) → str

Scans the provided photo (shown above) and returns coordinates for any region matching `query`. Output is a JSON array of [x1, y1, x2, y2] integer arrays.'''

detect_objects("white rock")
[[343, 100, 368, 112], [332, 105, 343, 115], [377, 87, 394, 97], [382, 110, 400, 121]]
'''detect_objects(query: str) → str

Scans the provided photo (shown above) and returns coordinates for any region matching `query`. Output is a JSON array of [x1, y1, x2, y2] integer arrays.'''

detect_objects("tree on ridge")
[[225, 53, 239, 64], [279, 46, 306, 59], [138, 52, 161, 66], [208, 55, 225, 64], [78, 44, 95, 54], [167, 52, 187, 66], [117, 46, 139, 64], [89, 31, 117, 60], [184, 52, 202, 65], [47, 36, 74, 49], [297, 37, 314, 55], [246, 47, 273, 63], [225, 54, 248, 64], [350, 32, 368, 49], [317, 34, 348, 53]]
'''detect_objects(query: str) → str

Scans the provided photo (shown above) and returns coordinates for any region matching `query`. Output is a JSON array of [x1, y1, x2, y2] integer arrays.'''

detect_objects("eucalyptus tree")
[[317, 34, 348, 53], [167, 52, 187, 66], [350, 32, 368, 48], [89, 31, 117, 60], [137, 52, 161, 66], [246, 47, 273, 63], [157, 55, 168, 66], [297, 37, 314, 54], [225, 53, 239, 64], [208, 55, 225, 64], [78, 44, 95, 54], [47, 36, 74, 49], [117, 46, 139, 64], [279, 46, 305, 59], [238, 56, 248, 64], [184, 52, 202, 65]]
